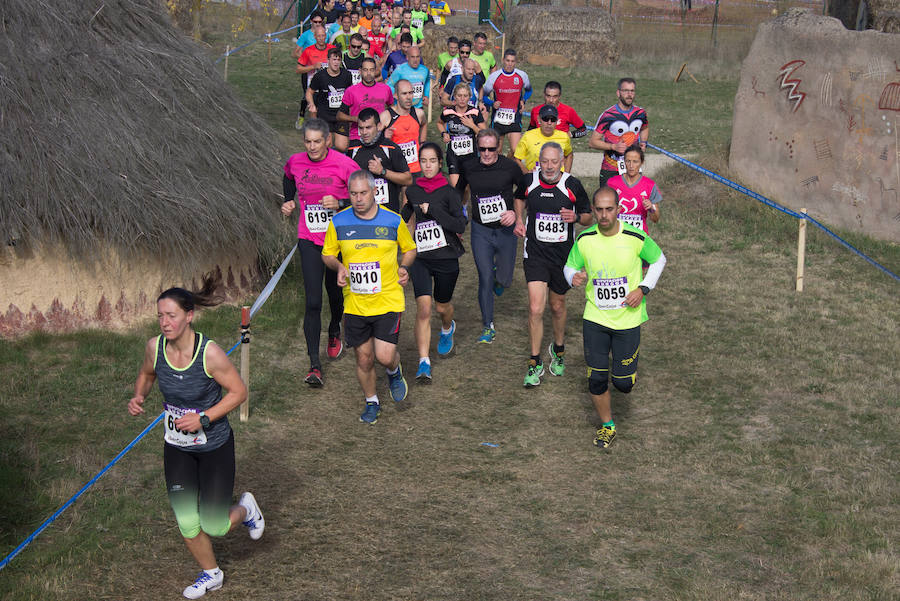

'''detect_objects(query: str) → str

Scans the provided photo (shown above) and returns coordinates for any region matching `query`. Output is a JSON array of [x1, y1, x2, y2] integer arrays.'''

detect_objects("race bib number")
[[414, 219, 447, 252], [450, 135, 473, 155], [495, 107, 515, 126], [163, 403, 207, 447], [618, 212, 644, 230], [373, 177, 389, 204], [432, 13, 440, 23], [304, 203, 334, 233], [411, 17, 423, 28], [477, 194, 506, 223], [399, 140, 418, 165], [350, 69, 361, 85], [328, 90, 344, 109], [448, 60, 462, 78], [593, 276, 628, 310], [349, 261, 381, 294], [534, 212, 567, 243], [616, 156, 627, 175], [412, 81, 424, 101]]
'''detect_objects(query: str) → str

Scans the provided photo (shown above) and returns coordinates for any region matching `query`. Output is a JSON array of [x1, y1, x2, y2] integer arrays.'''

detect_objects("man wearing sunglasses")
[[342, 33, 366, 85], [514, 104, 573, 173], [438, 39, 478, 88], [459, 129, 523, 344]]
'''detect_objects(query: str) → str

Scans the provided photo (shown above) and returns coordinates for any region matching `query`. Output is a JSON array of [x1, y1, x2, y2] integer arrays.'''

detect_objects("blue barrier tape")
[[0, 245, 297, 571], [214, 5, 316, 64]]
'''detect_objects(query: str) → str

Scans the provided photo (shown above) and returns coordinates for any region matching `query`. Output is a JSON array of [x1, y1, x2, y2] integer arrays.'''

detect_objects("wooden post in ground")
[[224, 45, 230, 82], [796, 208, 807, 292], [267, 34, 272, 64], [239, 306, 251, 421], [500, 33, 506, 58]]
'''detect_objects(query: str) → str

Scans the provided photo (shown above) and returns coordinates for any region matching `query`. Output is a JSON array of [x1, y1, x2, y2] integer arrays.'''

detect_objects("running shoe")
[[304, 367, 323, 387], [593, 426, 617, 450], [416, 360, 432, 383], [477, 327, 496, 344], [294, 115, 305, 130], [493, 281, 505, 297], [326, 335, 343, 360], [548, 343, 565, 377], [183, 570, 223, 599], [437, 320, 456, 356], [239, 491, 265, 540], [387, 366, 408, 402], [523, 361, 544, 388], [359, 401, 381, 424]]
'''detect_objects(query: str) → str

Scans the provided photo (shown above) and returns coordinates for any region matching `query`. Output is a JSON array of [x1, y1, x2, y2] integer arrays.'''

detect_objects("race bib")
[[432, 13, 440, 23], [616, 156, 627, 175], [399, 140, 418, 165], [412, 81, 424, 101], [373, 177, 389, 204], [477, 194, 506, 223], [448, 60, 462, 78], [304, 203, 335, 233], [328, 90, 344, 109], [534, 212, 567, 243], [411, 17, 423, 28], [414, 219, 447, 252], [163, 403, 207, 447], [450, 135, 473, 155], [593, 276, 629, 310], [350, 69, 361, 85], [349, 261, 381, 294], [495, 107, 515, 125], [618, 213, 644, 230]]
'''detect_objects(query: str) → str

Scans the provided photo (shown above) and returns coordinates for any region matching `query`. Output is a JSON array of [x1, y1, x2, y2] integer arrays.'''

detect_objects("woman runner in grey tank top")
[[127, 273, 265, 600]]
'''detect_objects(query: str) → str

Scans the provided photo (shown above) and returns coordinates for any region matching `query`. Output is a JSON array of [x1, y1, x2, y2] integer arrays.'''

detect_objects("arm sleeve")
[[283, 174, 297, 203], [482, 70, 499, 96], [563, 242, 585, 286], [639, 250, 666, 290], [390, 146, 410, 173]]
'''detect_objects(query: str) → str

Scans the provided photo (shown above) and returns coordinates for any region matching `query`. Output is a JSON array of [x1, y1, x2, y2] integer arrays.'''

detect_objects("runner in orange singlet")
[[380, 78, 427, 177]]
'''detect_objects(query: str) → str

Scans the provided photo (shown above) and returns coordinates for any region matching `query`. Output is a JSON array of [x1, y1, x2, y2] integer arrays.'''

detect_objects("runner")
[[381, 32, 411, 79], [380, 79, 427, 176], [483, 49, 531, 157], [347, 107, 412, 213], [438, 38, 474, 88], [564, 186, 666, 448], [365, 13, 388, 60], [514, 104, 573, 173], [342, 33, 367, 84], [401, 143, 468, 381], [606, 145, 661, 234], [282, 119, 359, 385], [526, 80, 588, 138], [390, 8, 424, 45], [513, 142, 591, 387], [127, 274, 263, 600], [386, 45, 431, 109], [410, 0, 428, 30], [428, 0, 451, 25], [588, 77, 650, 187], [321, 170, 417, 424], [470, 31, 496, 75], [438, 82, 486, 192], [459, 128, 521, 343], [296, 26, 335, 127], [307, 47, 353, 152], [437, 36, 459, 74], [338, 56, 395, 141], [440, 57, 485, 109], [329, 12, 354, 51]]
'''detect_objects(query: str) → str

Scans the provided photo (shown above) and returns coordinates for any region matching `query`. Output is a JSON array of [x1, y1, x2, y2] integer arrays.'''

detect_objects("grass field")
[[1, 7, 898, 601]]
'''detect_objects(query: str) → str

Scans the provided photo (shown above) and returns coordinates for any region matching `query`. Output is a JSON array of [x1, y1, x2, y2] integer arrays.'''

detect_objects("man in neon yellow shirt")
[[564, 186, 667, 449], [513, 105, 573, 173]]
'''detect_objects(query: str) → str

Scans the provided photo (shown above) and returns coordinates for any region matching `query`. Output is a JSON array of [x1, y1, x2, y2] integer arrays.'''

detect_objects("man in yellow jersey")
[[322, 170, 417, 424], [564, 186, 666, 449], [513, 105, 573, 173]]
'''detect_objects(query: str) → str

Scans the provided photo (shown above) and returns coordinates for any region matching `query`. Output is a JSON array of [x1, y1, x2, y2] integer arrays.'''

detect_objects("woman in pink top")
[[281, 118, 360, 387], [606, 145, 661, 234]]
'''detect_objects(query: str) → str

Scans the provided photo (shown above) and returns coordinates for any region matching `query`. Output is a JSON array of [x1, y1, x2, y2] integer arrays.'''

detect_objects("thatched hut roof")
[[506, 6, 619, 68], [0, 0, 283, 264]]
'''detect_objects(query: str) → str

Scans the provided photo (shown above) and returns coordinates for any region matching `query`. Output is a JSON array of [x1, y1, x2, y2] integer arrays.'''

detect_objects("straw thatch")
[[828, 0, 900, 31], [0, 0, 286, 335], [506, 6, 619, 68]]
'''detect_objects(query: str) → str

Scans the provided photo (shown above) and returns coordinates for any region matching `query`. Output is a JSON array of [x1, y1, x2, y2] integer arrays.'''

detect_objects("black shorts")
[[410, 257, 459, 303], [327, 119, 350, 137], [344, 312, 402, 347], [446, 149, 476, 175], [523, 257, 570, 295], [492, 111, 522, 135], [583, 320, 640, 382]]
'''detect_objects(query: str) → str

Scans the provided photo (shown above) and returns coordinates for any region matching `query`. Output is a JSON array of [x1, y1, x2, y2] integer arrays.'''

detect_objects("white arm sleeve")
[[639, 251, 666, 290], [563, 265, 578, 287]]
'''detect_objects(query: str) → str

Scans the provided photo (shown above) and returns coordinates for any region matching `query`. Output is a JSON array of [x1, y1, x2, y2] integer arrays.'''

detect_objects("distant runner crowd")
[[129, 0, 667, 597]]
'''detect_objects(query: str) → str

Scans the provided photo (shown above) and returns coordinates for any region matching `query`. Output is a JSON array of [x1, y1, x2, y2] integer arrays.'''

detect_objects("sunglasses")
[[311, 19, 323, 23], [541, 116, 557, 122], [350, 44, 363, 49], [478, 146, 498, 152], [459, 50, 470, 55]]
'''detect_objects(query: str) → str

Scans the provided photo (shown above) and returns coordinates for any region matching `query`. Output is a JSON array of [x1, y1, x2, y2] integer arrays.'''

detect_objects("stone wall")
[[730, 9, 900, 242]]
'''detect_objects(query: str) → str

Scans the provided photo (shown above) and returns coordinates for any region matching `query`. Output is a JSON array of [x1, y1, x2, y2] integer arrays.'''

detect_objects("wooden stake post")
[[239, 306, 251, 421], [796, 208, 807, 292], [224, 45, 230, 82], [267, 34, 272, 64]]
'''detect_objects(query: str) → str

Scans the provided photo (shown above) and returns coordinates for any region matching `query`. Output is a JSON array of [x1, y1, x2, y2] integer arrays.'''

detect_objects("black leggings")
[[164, 431, 235, 538], [298, 238, 344, 367]]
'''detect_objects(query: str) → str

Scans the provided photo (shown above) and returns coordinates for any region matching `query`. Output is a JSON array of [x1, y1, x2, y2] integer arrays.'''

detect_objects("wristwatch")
[[199, 411, 211, 429], [638, 285, 650, 295]]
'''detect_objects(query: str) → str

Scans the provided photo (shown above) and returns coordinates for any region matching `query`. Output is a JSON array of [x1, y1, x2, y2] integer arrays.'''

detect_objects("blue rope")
[[214, 6, 316, 64]]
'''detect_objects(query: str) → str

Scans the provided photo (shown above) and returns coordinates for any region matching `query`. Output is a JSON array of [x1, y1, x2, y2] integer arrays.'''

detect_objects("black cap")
[[538, 104, 559, 120]]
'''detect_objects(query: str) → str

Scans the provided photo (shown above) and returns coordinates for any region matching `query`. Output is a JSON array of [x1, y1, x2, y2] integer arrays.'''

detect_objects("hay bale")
[[0, 0, 286, 336], [506, 6, 619, 68]]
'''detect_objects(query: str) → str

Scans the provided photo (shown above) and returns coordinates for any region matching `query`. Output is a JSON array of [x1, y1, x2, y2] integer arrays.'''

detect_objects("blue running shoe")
[[493, 281, 505, 296], [477, 327, 496, 344], [437, 320, 456, 356], [416, 360, 432, 383], [359, 401, 381, 424], [387, 366, 408, 402]]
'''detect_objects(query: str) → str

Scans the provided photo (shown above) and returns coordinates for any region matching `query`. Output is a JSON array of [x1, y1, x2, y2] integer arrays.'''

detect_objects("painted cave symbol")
[[878, 81, 900, 111], [777, 60, 807, 113]]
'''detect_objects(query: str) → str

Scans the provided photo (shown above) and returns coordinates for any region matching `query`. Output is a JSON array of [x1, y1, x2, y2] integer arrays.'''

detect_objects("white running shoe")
[[240, 491, 265, 540], [183, 569, 223, 599]]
